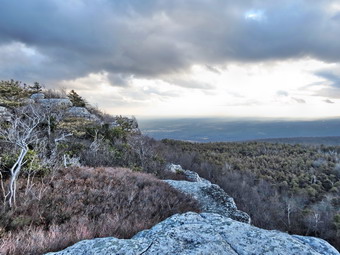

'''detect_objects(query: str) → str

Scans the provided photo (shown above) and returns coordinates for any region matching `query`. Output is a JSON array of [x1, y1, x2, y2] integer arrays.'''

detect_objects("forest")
[[160, 139, 340, 250]]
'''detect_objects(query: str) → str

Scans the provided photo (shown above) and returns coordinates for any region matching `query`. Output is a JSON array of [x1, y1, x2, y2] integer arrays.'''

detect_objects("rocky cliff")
[[47, 166, 339, 255]]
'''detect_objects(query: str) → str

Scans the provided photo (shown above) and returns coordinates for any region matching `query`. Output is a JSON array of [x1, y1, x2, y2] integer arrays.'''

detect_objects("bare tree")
[[128, 135, 155, 171], [0, 104, 46, 208]]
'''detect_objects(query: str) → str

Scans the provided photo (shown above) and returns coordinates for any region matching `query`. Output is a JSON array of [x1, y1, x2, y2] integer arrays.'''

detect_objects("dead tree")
[[0, 104, 45, 208]]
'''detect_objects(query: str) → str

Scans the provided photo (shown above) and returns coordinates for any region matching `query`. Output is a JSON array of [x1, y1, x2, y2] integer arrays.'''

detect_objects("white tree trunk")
[[8, 145, 28, 208]]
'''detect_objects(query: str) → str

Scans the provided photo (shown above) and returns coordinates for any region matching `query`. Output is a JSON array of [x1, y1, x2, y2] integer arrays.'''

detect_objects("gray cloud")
[[324, 99, 334, 103], [277, 90, 289, 97], [317, 88, 340, 99], [166, 78, 215, 90], [1, 0, 340, 86], [315, 70, 340, 88], [312, 68, 340, 98], [292, 97, 306, 104]]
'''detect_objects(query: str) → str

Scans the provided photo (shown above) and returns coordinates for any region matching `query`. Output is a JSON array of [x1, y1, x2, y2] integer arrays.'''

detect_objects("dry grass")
[[0, 167, 200, 255]]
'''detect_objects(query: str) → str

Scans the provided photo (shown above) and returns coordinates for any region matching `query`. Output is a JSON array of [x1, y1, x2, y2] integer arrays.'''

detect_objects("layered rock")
[[165, 164, 250, 223], [37, 98, 73, 108], [0, 106, 12, 121], [30, 93, 45, 100], [47, 212, 339, 255], [66, 107, 99, 121]]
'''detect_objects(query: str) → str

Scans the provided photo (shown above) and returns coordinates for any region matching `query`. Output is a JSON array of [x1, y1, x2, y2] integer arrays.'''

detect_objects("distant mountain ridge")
[[139, 118, 340, 143]]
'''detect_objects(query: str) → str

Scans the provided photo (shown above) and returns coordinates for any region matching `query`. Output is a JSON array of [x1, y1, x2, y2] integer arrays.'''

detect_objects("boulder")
[[165, 174, 250, 223], [46, 212, 339, 255], [30, 93, 45, 100], [166, 163, 184, 173], [66, 107, 99, 121], [0, 106, 12, 121], [166, 163, 202, 182]]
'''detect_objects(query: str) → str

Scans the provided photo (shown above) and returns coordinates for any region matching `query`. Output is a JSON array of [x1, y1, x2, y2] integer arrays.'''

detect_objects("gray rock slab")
[[165, 176, 251, 224], [37, 98, 73, 108], [67, 107, 99, 121], [30, 93, 45, 100], [0, 106, 12, 121], [46, 212, 339, 255]]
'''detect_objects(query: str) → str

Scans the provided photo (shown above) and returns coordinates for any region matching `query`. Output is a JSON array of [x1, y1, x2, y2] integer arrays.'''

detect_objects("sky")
[[1, 0, 340, 119]]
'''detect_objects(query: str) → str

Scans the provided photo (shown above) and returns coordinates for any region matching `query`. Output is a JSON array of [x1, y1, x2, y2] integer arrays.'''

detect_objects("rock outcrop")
[[37, 98, 73, 108], [46, 168, 339, 254], [30, 93, 73, 107], [47, 212, 339, 255], [66, 106, 99, 121], [0, 106, 12, 121], [165, 164, 250, 224], [30, 93, 45, 100]]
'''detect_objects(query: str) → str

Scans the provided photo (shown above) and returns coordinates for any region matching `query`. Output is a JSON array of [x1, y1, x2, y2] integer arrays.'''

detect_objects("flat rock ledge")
[[47, 212, 339, 255], [165, 176, 250, 224]]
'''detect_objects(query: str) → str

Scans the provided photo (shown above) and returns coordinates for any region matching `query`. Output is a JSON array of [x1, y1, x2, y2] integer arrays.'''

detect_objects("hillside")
[[0, 81, 193, 254]]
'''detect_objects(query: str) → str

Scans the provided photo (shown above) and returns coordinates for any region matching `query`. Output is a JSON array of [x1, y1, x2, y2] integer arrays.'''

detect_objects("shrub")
[[0, 167, 199, 255]]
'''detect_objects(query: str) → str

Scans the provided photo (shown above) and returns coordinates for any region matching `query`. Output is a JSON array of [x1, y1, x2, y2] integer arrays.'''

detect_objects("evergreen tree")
[[68, 90, 86, 107], [29, 82, 43, 93]]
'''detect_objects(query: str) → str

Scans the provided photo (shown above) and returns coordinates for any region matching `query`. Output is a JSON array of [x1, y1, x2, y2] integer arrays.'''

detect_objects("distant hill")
[[253, 136, 340, 146], [139, 117, 340, 143]]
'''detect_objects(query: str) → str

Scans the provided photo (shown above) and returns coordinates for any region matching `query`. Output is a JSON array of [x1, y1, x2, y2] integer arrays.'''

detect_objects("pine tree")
[[0, 80, 28, 101], [68, 90, 86, 107], [29, 82, 43, 93]]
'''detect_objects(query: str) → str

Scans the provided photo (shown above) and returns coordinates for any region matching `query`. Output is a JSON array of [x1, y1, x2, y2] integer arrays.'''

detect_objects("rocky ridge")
[[0, 92, 140, 132], [47, 165, 339, 255], [165, 164, 251, 223], [46, 212, 339, 255]]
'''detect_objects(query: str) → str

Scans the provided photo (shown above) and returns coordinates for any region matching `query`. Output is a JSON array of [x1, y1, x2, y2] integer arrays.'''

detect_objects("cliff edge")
[[47, 167, 339, 255]]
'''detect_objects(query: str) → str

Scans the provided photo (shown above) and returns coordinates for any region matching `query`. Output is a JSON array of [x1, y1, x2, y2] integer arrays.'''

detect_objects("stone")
[[22, 98, 35, 104], [37, 98, 73, 108], [46, 212, 339, 255], [166, 164, 202, 182], [30, 93, 45, 100], [66, 107, 99, 121], [164, 164, 249, 222], [0, 106, 12, 121], [165, 178, 250, 224], [183, 170, 203, 182], [166, 163, 184, 173]]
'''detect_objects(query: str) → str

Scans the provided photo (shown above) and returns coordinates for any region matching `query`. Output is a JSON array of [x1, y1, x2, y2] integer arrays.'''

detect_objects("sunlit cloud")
[[244, 9, 266, 21]]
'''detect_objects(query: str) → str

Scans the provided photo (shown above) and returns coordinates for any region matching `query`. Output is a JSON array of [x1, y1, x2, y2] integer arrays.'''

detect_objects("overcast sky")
[[1, 0, 340, 118]]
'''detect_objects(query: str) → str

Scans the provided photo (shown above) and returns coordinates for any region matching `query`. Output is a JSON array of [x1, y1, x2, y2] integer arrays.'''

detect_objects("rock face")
[[47, 212, 339, 255], [66, 107, 99, 121], [165, 164, 250, 223], [165, 175, 250, 224], [166, 163, 203, 182], [0, 106, 12, 121], [30, 93, 45, 100], [37, 98, 73, 108], [46, 168, 340, 254]]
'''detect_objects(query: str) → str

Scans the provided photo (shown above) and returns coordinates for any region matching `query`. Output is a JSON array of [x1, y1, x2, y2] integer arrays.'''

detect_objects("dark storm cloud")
[[0, 0, 340, 85]]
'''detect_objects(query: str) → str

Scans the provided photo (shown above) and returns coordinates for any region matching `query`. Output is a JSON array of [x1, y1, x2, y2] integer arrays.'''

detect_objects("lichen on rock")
[[165, 164, 251, 223], [46, 212, 339, 255]]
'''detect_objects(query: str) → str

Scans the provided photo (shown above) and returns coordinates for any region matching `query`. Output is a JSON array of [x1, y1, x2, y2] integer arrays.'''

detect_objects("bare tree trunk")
[[8, 145, 28, 208]]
